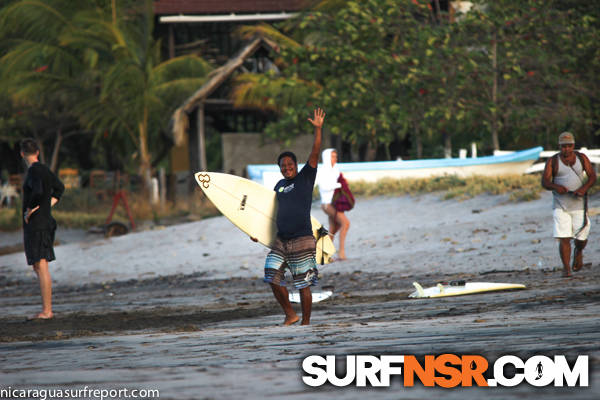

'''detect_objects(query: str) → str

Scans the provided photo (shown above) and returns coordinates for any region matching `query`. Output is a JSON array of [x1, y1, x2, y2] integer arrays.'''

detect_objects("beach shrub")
[[0, 188, 220, 232], [349, 174, 543, 202], [0, 200, 21, 230]]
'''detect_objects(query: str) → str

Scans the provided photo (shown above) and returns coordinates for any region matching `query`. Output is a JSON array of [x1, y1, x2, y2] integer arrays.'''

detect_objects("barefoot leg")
[[270, 283, 299, 325], [559, 238, 572, 277], [572, 239, 587, 271], [334, 212, 350, 260], [321, 204, 339, 235], [299, 287, 312, 325], [33, 259, 54, 318]]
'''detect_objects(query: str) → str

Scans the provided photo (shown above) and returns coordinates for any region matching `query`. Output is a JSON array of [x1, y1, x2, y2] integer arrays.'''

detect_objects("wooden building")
[[153, 1, 313, 194]]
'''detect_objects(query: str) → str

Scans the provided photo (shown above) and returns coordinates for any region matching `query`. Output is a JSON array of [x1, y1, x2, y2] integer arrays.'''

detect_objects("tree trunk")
[[434, 0, 443, 24], [31, 130, 45, 164], [168, 25, 175, 59], [491, 31, 500, 151], [414, 124, 423, 158], [197, 102, 207, 171], [111, 0, 117, 25], [139, 108, 152, 193], [444, 132, 452, 158], [364, 129, 377, 161], [350, 144, 359, 162], [365, 142, 377, 161], [49, 128, 62, 173]]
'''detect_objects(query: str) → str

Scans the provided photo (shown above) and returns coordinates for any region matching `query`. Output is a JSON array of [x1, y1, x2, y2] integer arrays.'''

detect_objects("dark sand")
[[1, 192, 598, 399]]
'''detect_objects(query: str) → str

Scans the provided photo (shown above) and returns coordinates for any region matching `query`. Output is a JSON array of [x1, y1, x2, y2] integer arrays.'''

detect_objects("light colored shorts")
[[264, 235, 318, 289], [553, 208, 590, 240]]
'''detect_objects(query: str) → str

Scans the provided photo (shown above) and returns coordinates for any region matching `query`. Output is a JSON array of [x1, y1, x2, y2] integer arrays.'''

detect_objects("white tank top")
[[552, 155, 585, 211]]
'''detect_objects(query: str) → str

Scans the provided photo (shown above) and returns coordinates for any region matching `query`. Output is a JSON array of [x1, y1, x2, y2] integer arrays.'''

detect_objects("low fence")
[[0, 169, 171, 212]]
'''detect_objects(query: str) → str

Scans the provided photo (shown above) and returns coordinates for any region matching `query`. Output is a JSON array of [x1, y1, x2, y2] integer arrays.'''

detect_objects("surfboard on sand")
[[409, 281, 526, 298], [194, 172, 336, 264], [289, 290, 333, 303]]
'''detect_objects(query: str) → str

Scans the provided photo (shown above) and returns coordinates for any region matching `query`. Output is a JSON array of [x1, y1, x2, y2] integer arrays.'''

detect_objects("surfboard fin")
[[436, 283, 445, 294], [412, 282, 425, 298]]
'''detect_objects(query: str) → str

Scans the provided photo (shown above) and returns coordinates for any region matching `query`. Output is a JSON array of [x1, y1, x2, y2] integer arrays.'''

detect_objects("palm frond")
[[153, 78, 209, 100], [234, 23, 301, 50], [230, 73, 320, 114], [0, 0, 75, 42], [313, 0, 350, 12], [151, 55, 213, 87]]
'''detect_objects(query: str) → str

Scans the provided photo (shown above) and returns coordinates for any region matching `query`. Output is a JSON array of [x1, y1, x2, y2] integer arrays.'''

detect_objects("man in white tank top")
[[542, 132, 596, 277]]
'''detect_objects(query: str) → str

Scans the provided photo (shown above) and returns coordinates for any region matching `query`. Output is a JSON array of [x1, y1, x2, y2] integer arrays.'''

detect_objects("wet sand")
[[1, 192, 599, 399]]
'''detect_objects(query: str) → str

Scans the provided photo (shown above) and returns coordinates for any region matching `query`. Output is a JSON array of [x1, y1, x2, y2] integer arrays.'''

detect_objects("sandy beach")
[[1, 191, 599, 399]]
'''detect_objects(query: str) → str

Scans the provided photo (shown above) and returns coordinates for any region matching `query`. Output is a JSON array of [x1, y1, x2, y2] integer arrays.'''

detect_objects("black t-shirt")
[[22, 162, 65, 232], [274, 162, 317, 240]]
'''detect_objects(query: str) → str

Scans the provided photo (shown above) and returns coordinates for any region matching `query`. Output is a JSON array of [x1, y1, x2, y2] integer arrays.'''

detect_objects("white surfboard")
[[289, 290, 333, 303], [409, 281, 526, 298], [195, 172, 336, 264]]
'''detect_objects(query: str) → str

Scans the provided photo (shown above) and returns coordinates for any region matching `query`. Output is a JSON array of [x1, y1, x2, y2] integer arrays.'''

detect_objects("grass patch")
[[0, 206, 22, 231], [0, 188, 220, 232], [348, 174, 543, 201]]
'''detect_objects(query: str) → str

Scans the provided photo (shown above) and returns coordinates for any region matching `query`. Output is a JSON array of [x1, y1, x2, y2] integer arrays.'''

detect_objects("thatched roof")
[[171, 35, 278, 145]]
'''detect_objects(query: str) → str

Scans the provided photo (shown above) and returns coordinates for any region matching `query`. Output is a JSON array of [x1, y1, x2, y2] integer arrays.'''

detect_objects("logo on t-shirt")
[[279, 183, 295, 193]]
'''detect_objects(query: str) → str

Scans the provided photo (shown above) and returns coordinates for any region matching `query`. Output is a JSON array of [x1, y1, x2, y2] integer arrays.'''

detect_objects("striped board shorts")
[[264, 235, 319, 289]]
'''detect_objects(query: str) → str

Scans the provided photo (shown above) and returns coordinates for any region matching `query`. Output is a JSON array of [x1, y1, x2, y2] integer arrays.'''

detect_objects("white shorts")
[[553, 208, 590, 240]]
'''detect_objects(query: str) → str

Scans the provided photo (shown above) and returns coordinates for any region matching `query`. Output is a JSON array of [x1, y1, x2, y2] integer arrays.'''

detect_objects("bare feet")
[[572, 250, 583, 271], [283, 314, 300, 326], [562, 268, 572, 278], [28, 311, 54, 320]]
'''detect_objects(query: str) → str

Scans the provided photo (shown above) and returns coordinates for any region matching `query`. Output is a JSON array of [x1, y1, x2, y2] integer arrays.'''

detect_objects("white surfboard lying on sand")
[[194, 171, 336, 264], [409, 281, 526, 298], [289, 290, 333, 303]]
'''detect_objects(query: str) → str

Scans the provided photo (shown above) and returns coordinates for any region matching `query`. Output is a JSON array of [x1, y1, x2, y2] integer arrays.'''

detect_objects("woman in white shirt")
[[318, 148, 350, 260]]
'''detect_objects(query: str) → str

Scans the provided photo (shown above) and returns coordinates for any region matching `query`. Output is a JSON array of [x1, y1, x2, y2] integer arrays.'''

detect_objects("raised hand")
[[308, 108, 326, 128]]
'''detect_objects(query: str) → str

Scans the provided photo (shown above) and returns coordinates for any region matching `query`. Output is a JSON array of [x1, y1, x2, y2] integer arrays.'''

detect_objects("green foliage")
[[0, 195, 21, 230], [231, 0, 600, 157], [0, 0, 213, 179]]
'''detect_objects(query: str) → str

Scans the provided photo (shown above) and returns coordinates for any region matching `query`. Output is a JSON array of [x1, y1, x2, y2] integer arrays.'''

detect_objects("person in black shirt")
[[261, 108, 325, 325], [20, 138, 65, 319]]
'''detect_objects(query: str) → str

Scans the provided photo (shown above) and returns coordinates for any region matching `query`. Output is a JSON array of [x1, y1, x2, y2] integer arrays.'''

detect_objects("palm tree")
[[65, 0, 213, 189], [0, 0, 213, 188], [0, 0, 95, 171]]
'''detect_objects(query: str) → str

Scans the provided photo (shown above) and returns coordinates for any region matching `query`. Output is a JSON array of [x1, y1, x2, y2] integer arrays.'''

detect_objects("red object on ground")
[[106, 190, 136, 230]]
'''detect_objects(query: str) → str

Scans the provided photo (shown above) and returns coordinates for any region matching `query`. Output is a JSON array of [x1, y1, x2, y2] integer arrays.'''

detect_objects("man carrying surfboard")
[[541, 132, 596, 277], [260, 108, 325, 325]]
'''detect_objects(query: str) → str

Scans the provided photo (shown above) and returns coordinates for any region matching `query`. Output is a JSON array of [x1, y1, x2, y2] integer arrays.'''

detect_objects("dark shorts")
[[24, 227, 56, 266], [264, 235, 318, 289]]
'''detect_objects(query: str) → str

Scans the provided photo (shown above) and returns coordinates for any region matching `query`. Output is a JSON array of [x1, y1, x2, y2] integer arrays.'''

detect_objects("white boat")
[[247, 146, 543, 188], [495, 148, 600, 174]]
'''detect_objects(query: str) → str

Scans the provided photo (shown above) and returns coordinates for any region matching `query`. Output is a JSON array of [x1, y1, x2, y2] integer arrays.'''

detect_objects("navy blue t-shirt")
[[274, 162, 317, 240]]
